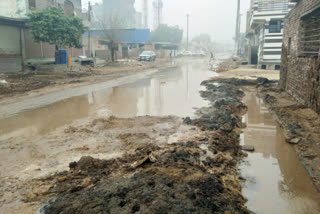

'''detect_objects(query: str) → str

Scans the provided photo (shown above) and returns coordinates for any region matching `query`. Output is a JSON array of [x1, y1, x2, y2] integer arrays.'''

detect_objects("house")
[[280, 0, 320, 113], [246, 0, 296, 69], [0, 0, 85, 73]]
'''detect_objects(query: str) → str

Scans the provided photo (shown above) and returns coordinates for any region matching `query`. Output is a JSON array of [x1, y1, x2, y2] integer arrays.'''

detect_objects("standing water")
[[239, 87, 320, 214], [0, 58, 218, 139]]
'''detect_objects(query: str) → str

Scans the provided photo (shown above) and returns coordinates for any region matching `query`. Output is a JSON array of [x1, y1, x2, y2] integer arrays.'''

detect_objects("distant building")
[[280, 0, 320, 114], [0, 0, 84, 73], [246, 0, 296, 69], [83, 28, 150, 61], [92, 0, 141, 29]]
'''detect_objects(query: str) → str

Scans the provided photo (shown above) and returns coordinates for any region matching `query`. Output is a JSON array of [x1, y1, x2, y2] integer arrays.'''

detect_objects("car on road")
[[138, 51, 156, 61]]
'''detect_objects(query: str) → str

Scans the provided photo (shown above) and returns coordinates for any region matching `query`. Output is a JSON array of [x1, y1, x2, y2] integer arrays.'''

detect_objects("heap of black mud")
[[38, 78, 269, 214]]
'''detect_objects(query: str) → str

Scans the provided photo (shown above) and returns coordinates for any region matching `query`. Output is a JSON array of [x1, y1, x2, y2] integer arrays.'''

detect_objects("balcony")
[[248, 0, 292, 29]]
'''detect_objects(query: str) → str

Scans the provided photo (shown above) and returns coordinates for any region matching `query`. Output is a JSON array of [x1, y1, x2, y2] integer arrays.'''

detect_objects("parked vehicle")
[[138, 51, 156, 61]]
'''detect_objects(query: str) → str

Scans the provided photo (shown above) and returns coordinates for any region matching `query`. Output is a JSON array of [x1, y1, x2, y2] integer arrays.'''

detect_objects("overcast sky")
[[82, 0, 251, 42]]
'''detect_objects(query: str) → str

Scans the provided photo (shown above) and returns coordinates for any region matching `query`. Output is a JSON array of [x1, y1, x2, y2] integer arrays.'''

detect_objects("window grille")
[[269, 20, 282, 33], [299, 7, 320, 57], [258, 0, 288, 12]]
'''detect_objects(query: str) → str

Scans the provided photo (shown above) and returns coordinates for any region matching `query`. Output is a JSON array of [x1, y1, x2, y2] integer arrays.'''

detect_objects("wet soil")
[[0, 71, 91, 98], [259, 83, 320, 192], [26, 77, 252, 214], [0, 61, 163, 100]]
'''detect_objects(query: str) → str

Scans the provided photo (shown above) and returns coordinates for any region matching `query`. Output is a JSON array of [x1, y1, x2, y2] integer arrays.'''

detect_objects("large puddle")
[[0, 59, 217, 139], [240, 87, 320, 214]]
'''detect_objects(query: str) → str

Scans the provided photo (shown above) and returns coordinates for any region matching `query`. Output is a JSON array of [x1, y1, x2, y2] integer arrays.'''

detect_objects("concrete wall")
[[280, 0, 320, 113], [0, 24, 21, 55], [0, 0, 27, 18]]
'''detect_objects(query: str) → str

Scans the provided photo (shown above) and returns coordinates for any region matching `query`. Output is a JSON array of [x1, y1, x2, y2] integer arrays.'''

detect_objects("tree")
[[100, 15, 125, 62], [93, 1, 136, 62], [150, 24, 183, 44], [28, 7, 84, 53]]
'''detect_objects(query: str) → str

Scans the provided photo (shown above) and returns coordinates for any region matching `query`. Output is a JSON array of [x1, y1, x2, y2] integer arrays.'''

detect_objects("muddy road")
[[0, 57, 320, 213]]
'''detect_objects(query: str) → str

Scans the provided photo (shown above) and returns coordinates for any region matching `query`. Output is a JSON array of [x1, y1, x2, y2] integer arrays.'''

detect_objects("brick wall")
[[24, 29, 83, 59], [280, 0, 320, 113]]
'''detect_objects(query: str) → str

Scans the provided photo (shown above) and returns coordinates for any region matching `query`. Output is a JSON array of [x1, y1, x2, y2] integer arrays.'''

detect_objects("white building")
[[246, 0, 296, 70]]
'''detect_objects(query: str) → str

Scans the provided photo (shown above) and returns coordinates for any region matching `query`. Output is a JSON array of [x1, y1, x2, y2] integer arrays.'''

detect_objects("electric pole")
[[235, 0, 241, 56], [186, 14, 189, 51], [88, 1, 92, 57]]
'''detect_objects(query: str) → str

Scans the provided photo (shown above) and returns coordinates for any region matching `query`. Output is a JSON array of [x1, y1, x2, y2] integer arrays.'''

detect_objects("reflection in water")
[[240, 88, 320, 214], [0, 60, 215, 138]]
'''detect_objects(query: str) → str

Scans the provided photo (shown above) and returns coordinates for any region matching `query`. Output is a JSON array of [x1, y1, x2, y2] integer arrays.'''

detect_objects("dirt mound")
[[41, 171, 248, 214], [40, 141, 249, 214], [187, 78, 250, 133]]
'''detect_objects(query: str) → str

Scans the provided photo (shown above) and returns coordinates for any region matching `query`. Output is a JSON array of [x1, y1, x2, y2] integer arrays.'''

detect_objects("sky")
[[82, 0, 251, 42]]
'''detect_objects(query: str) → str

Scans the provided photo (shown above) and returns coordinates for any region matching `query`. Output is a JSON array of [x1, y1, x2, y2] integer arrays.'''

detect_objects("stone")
[[288, 138, 301, 144]]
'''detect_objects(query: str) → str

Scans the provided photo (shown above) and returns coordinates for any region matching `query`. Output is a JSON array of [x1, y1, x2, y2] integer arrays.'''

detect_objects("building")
[[83, 28, 150, 61], [0, 0, 84, 73], [246, 0, 296, 69], [153, 0, 163, 30], [92, 0, 139, 29], [280, 0, 320, 114]]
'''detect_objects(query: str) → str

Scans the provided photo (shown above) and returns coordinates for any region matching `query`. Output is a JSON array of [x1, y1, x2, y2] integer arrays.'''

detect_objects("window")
[[269, 20, 282, 33], [29, 0, 36, 9], [299, 7, 320, 57]]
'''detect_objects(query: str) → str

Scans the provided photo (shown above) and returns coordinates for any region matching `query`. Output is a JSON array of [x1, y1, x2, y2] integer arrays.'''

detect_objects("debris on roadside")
[[288, 138, 302, 144], [241, 146, 255, 152]]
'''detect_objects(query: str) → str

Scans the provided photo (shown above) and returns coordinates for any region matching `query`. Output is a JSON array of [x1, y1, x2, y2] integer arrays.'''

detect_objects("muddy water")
[[0, 59, 217, 139], [240, 87, 320, 214]]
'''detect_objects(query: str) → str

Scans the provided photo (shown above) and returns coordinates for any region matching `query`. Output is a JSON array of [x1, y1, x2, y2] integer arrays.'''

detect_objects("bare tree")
[[96, 9, 131, 62]]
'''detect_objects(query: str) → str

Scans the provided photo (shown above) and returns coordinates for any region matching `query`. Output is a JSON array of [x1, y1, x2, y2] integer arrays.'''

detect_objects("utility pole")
[[186, 14, 189, 51], [88, 1, 92, 57], [235, 0, 241, 56]]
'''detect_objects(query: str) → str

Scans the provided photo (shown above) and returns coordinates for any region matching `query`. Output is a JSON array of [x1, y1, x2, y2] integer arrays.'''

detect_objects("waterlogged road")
[[240, 87, 320, 214], [0, 57, 319, 213], [0, 58, 217, 139]]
